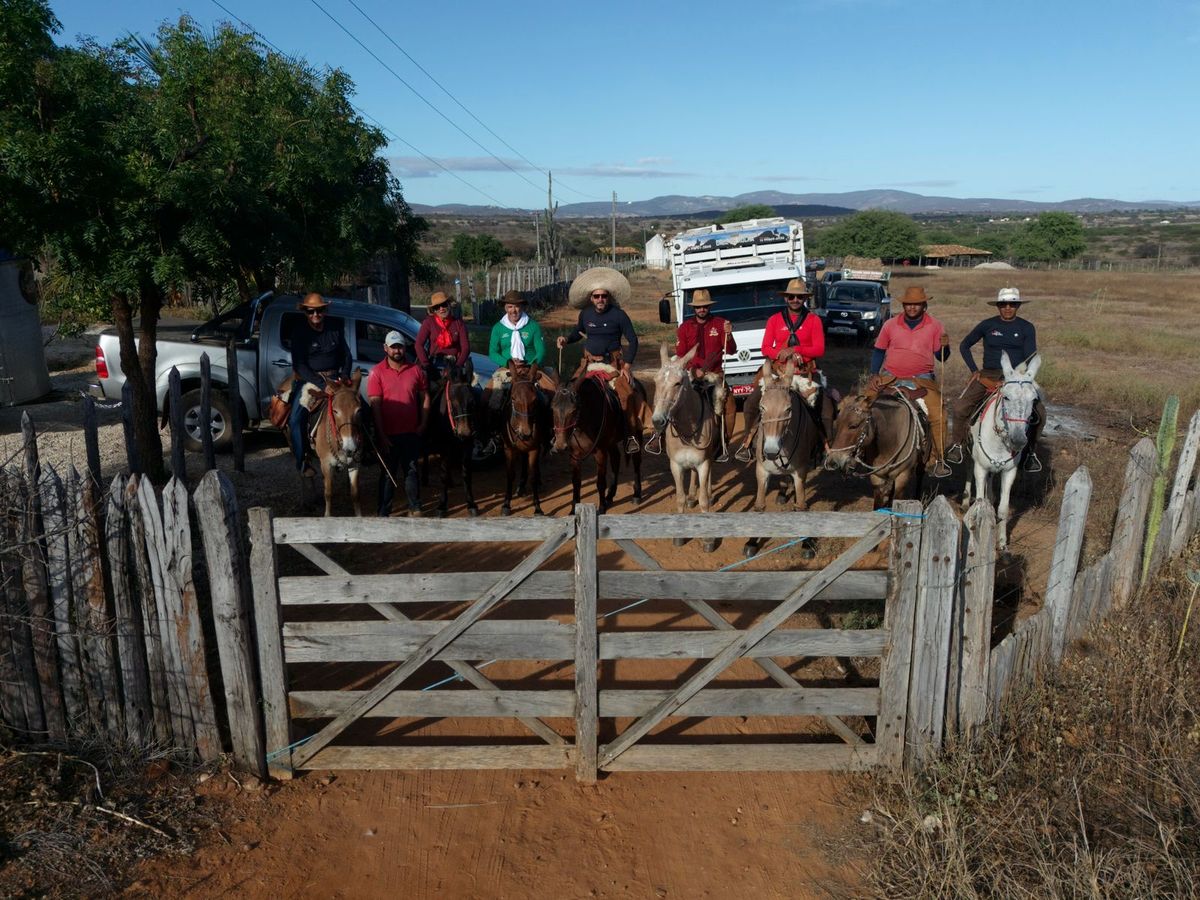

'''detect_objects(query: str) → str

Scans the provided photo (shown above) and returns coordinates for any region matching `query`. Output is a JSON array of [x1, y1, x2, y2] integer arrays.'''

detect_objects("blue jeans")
[[378, 433, 422, 516], [289, 378, 310, 470]]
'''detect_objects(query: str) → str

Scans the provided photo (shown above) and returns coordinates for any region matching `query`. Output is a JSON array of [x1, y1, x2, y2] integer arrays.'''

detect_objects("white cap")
[[384, 330, 408, 347], [996, 287, 1021, 304]]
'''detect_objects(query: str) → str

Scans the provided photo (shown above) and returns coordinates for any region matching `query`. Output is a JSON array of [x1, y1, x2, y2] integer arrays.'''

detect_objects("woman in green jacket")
[[480, 291, 556, 455]]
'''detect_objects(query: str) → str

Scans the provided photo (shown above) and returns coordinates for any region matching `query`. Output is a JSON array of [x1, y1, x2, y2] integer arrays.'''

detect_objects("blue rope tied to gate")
[[266, 733, 315, 762], [875, 507, 926, 519]]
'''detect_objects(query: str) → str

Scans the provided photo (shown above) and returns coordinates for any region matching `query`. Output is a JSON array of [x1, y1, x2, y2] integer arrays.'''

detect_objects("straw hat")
[[899, 286, 932, 304], [297, 292, 330, 310], [569, 267, 631, 309], [991, 287, 1026, 304], [501, 290, 527, 306], [690, 289, 715, 307], [780, 278, 812, 297], [428, 291, 451, 309]]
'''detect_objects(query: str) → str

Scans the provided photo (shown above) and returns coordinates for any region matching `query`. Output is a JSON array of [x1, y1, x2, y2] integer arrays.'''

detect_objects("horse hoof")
[[500, 505, 511, 517], [685, 498, 698, 510], [673, 537, 686, 548], [633, 492, 643, 505], [468, 507, 479, 518], [703, 539, 719, 553], [533, 507, 545, 517], [437, 509, 447, 519], [742, 541, 759, 558], [800, 546, 816, 561]]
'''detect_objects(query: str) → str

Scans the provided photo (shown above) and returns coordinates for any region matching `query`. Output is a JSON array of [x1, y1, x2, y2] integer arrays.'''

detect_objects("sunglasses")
[[591, 292, 610, 300], [306, 309, 326, 317], [997, 302, 1020, 308]]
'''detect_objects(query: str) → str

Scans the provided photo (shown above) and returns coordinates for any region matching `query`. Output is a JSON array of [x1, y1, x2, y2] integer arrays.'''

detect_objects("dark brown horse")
[[500, 360, 552, 516], [307, 371, 365, 516], [551, 373, 642, 513], [427, 359, 480, 517], [824, 390, 929, 509]]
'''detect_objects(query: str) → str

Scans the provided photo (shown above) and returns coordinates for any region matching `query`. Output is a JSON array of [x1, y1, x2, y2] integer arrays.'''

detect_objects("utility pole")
[[611, 191, 617, 265], [534, 211, 541, 266]]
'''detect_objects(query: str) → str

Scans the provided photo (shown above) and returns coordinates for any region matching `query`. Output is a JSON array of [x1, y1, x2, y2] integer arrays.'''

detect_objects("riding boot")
[[612, 370, 645, 454], [736, 388, 761, 462]]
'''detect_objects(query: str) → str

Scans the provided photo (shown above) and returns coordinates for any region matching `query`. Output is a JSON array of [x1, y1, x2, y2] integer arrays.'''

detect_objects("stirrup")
[[734, 445, 754, 463], [625, 435, 643, 455], [642, 432, 663, 455], [1023, 453, 1043, 473], [945, 444, 964, 465], [930, 459, 952, 479], [715, 447, 730, 463]]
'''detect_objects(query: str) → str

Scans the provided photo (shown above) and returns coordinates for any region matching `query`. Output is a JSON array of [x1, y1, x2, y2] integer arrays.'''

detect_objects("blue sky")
[[45, 0, 1200, 208]]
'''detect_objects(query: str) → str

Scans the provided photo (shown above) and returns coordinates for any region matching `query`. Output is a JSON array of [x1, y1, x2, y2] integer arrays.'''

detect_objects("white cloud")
[[388, 156, 536, 178]]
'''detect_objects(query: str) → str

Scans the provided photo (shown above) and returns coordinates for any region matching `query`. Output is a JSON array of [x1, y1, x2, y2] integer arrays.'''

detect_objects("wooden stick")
[[200, 353, 215, 471]]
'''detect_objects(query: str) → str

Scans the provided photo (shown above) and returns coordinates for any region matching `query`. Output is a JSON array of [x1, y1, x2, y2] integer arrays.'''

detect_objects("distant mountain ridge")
[[411, 189, 1200, 218]]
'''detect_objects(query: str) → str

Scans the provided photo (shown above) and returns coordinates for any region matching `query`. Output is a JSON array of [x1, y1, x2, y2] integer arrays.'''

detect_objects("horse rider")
[[368, 330, 430, 517], [480, 290, 556, 455], [735, 278, 829, 463], [867, 284, 952, 477], [556, 267, 650, 455], [289, 292, 352, 475], [948, 286, 1046, 472], [653, 288, 736, 460], [415, 291, 471, 382]]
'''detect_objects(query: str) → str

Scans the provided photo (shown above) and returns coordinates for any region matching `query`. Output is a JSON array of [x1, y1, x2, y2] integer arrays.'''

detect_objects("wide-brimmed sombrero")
[[569, 267, 631, 309]]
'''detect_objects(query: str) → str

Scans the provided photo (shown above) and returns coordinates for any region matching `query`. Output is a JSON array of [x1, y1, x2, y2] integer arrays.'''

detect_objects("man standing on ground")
[[869, 285, 952, 477], [368, 331, 429, 517], [948, 286, 1045, 472], [289, 292, 352, 474]]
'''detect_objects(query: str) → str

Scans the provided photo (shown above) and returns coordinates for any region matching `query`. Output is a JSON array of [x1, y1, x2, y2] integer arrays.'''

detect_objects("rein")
[[505, 376, 540, 447], [554, 375, 609, 460], [831, 395, 923, 477], [974, 380, 1033, 467], [322, 384, 361, 459], [663, 371, 710, 448], [759, 381, 804, 468]]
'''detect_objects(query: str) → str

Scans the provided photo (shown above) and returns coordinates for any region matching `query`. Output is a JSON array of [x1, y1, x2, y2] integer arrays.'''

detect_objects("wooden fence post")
[[1164, 410, 1200, 559], [877, 499, 924, 770], [105, 475, 153, 743], [248, 507, 292, 780], [953, 500, 997, 736], [200, 353, 216, 472], [194, 471, 266, 777], [905, 496, 961, 769], [82, 395, 102, 491], [1046, 467, 1092, 664], [37, 465, 87, 729], [1109, 438, 1156, 608], [121, 381, 141, 476], [125, 476, 173, 744], [1, 471, 45, 736], [226, 341, 245, 473], [168, 368, 186, 482], [573, 503, 598, 783]]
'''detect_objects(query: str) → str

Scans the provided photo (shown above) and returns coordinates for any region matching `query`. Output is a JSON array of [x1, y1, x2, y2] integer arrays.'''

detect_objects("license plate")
[[828, 326, 857, 335], [730, 384, 755, 396]]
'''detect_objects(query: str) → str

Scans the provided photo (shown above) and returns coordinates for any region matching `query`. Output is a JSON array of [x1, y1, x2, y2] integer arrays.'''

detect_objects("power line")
[[207, 0, 508, 207], [339, 0, 603, 202]]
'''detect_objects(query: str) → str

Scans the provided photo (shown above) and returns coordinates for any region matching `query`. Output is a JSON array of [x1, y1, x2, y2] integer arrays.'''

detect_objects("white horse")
[[962, 352, 1042, 551]]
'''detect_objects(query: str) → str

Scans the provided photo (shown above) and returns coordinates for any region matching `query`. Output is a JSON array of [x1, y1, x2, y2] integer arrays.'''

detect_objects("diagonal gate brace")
[[599, 518, 891, 769], [291, 522, 573, 769]]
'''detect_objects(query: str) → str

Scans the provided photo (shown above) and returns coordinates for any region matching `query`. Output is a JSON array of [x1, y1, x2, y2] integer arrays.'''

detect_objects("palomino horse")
[[500, 360, 553, 516], [650, 344, 719, 551], [427, 359, 480, 517], [307, 371, 365, 516], [824, 388, 929, 509], [551, 372, 643, 514], [743, 358, 825, 558], [962, 352, 1042, 551]]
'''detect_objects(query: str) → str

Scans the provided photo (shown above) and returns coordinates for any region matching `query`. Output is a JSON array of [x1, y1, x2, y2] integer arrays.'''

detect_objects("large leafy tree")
[[1011, 212, 1087, 261], [0, 4, 421, 480], [817, 210, 922, 261], [448, 233, 509, 268], [717, 203, 775, 224]]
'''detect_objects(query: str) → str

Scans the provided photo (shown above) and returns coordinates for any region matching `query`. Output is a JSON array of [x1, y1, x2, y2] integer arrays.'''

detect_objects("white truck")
[[657, 217, 805, 398]]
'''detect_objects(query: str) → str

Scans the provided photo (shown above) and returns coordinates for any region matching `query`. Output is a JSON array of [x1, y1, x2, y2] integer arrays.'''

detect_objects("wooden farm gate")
[[249, 501, 954, 781]]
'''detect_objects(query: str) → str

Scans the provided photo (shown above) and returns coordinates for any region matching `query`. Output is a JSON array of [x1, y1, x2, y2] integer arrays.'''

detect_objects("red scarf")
[[432, 316, 455, 351]]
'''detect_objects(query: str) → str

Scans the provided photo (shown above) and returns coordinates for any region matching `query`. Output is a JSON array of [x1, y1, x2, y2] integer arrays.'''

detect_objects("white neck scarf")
[[500, 312, 529, 360]]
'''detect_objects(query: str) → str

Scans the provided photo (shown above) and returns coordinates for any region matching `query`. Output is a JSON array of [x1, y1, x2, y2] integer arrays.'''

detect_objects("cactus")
[[1142, 395, 1180, 581]]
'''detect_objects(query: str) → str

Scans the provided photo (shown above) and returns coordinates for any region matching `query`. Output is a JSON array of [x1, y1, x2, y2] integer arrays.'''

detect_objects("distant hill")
[[675, 204, 855, 220], [411, 189, 1200, 218]]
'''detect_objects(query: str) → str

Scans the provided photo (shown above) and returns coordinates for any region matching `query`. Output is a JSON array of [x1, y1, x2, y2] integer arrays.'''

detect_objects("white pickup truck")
[[91, 293, 496, 452]]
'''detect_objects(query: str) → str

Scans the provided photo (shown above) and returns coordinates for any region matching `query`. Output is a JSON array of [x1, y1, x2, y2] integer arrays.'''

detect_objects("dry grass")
[[844, 555, 1200, 898]]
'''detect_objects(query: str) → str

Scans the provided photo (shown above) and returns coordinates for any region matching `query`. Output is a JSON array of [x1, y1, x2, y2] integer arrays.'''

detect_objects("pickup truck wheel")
[[180, 389, 234, 453]]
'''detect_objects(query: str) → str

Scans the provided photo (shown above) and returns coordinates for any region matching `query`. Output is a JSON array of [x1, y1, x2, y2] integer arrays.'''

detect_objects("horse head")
[[324, 371, 363, 456], [550, 383, 578, 454], [824, 392, 873, 472], [508, 361, 541, 443], [651, 343, 695, 432], [760, 357, 797, 460], [998, 351, 1040, 449], [442, 374, 476, 440]]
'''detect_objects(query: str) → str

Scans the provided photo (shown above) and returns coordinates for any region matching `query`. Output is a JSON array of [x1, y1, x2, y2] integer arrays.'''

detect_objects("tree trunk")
[[112, 290, 167, 484], [389, 253, 411, 312]]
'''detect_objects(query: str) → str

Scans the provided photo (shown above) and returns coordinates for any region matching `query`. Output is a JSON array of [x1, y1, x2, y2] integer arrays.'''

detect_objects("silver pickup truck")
[[91, 292, 497, 451]]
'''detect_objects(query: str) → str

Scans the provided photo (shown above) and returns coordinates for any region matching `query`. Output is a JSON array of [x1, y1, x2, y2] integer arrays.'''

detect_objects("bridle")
[[828, 394, 923, 476], [553, 375, 609, 460], [659, 365, 709, 447], [975, 377, 1034, 466], [323, 383, 362, 456], [759, 378, 803, 468], [506, 373, 539, 442]]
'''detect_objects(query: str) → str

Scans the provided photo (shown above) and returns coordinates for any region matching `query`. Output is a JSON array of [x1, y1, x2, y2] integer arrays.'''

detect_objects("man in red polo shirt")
[[368, 330, 430, 516], [869, 285, 952, 477], [669, 288, 736, 459]]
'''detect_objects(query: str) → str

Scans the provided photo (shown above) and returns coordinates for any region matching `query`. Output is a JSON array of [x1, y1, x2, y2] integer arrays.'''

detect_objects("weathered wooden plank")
[[168, 368, 186, 481], [82, 395, 102, 490], [289, 521, 574, 769], [199, 353, 216, 471], [20, 412, 38, 485], [281, 620, 575, 663], [574, 504, 598, 783], [120, 381, 141, 475], [160, 477, 221, 760], [0, 472, 43, 734], [194, 472, 266, 777], [604, 628, 888, 660], [954, 501, 996, 737], [137, 477, 196, 751], [15, 473, 66, 741], [125, 476, 171, 744], [1175, 489, 1199, 558], [603, 744, 879, 772], [226, 341, 245, 473], [290, 690, 576, 719], [876, 499, 924, 769], [37, 466, 86, 729], [1046, 467, 1092, 664], [275, 568, 888, 606], [1165, 410, 1200, 558], [249, 508, 293, 780], [1109, 438, 1156, 608], [905, 496, 961, 769], [301, 745, 573, 771], [598, 511, 879, 540], [597, 517, 893, 768], [1093, 553, 1116, 622], [988, 633, 1016, 713], [104, 475, 152, 744], [602, 687, 878, 718], [274, 516, 566, 545], [68, 468, 121, 737]]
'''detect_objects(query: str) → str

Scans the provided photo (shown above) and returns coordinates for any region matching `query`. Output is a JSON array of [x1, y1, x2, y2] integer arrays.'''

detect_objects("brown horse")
[[824, 389, 929, 509], [427, 359, 480, 518], [500, 360, 552, 516], [307, 371, 365, 516], [551, 373, 642, 513]]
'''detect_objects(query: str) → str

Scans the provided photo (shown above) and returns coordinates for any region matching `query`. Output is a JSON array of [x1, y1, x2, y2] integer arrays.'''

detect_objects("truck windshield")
[[828, 284, 882, 306], [686, 279, 793, 325]]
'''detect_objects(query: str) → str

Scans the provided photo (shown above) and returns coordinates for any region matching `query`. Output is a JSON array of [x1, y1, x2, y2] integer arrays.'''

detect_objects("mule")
[[743, 358, 825, 558], [500, 360, 553, 516], [306, 371, 365, 516], [824, 388, 929, 509], [426, 359, 480, 517], [962, 352, 1043, 551], [650, 344, 720, 550], [551, 373, 642, 514]]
